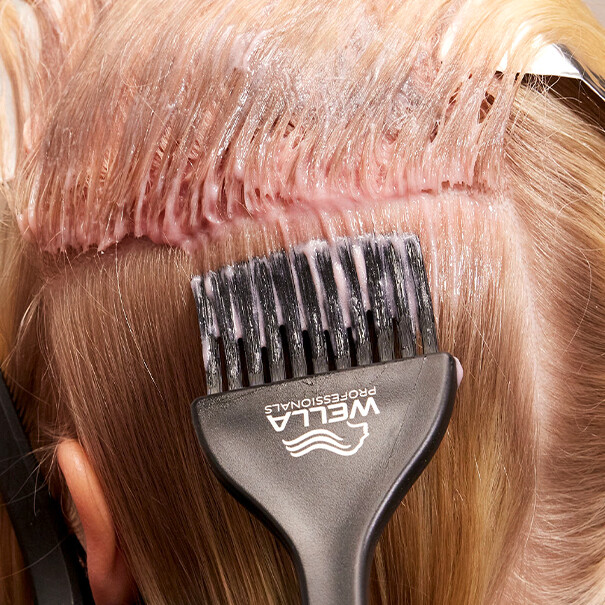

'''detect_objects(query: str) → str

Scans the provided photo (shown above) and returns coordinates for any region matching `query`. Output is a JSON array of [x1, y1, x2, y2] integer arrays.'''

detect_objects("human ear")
[[56, 440, 137, 605]]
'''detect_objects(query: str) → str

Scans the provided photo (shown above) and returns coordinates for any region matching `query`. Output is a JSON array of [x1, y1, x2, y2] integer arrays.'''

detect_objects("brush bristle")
[[191, 233, 437, 394]]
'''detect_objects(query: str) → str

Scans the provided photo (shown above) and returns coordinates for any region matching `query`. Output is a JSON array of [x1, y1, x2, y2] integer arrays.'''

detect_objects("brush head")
[[190, 233, 457, 605], [191, 233, 438, 393]]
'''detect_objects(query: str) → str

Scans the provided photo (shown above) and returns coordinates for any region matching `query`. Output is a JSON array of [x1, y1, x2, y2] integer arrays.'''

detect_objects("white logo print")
[[265, 387, 379, 458], [281, 421, 369, 457]]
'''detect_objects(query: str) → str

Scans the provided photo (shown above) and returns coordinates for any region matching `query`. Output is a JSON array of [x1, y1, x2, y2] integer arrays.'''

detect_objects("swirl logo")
[[282, 421, 369, 457]]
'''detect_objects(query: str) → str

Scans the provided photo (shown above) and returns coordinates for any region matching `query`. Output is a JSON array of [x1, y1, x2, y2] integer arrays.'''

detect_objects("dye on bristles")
[[190, 233, 438, 394]]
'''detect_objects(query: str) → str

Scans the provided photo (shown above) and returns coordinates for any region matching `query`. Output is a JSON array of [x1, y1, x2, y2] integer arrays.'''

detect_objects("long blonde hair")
[[1, 1, 604, 603]]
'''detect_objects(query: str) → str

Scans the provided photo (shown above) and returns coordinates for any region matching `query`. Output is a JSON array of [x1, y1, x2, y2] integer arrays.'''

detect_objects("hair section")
[[6, 0, 602, 253]]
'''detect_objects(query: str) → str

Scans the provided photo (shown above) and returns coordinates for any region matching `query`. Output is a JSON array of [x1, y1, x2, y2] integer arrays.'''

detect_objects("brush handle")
[[299, 547, 368, 605], [193, 354, 458, 605]]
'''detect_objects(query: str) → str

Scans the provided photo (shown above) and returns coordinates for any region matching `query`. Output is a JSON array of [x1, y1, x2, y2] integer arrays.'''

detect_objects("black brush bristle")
[[192, 233, 438, 393]]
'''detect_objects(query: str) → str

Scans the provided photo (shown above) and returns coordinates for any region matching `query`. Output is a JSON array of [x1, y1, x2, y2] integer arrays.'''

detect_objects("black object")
[[191, 233, 458, 605], [0, 371, 93, 605], [193, 354, 456, 605]]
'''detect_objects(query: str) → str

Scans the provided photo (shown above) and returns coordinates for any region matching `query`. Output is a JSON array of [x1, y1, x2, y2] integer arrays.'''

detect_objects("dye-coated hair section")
[[6, 0, 604, 253], [0, 0, 604, 604]]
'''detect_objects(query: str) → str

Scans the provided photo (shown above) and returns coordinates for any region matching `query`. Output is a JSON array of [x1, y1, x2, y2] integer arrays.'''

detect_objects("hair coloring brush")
[[190, 233, 458, 605]]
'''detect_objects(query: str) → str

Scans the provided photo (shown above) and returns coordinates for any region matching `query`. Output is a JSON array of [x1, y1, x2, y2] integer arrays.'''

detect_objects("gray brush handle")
[[192, 354, 458, 605]]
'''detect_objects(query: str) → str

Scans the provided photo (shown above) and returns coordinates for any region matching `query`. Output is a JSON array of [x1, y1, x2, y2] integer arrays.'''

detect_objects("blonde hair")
[[1, 0, 604, 603]]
